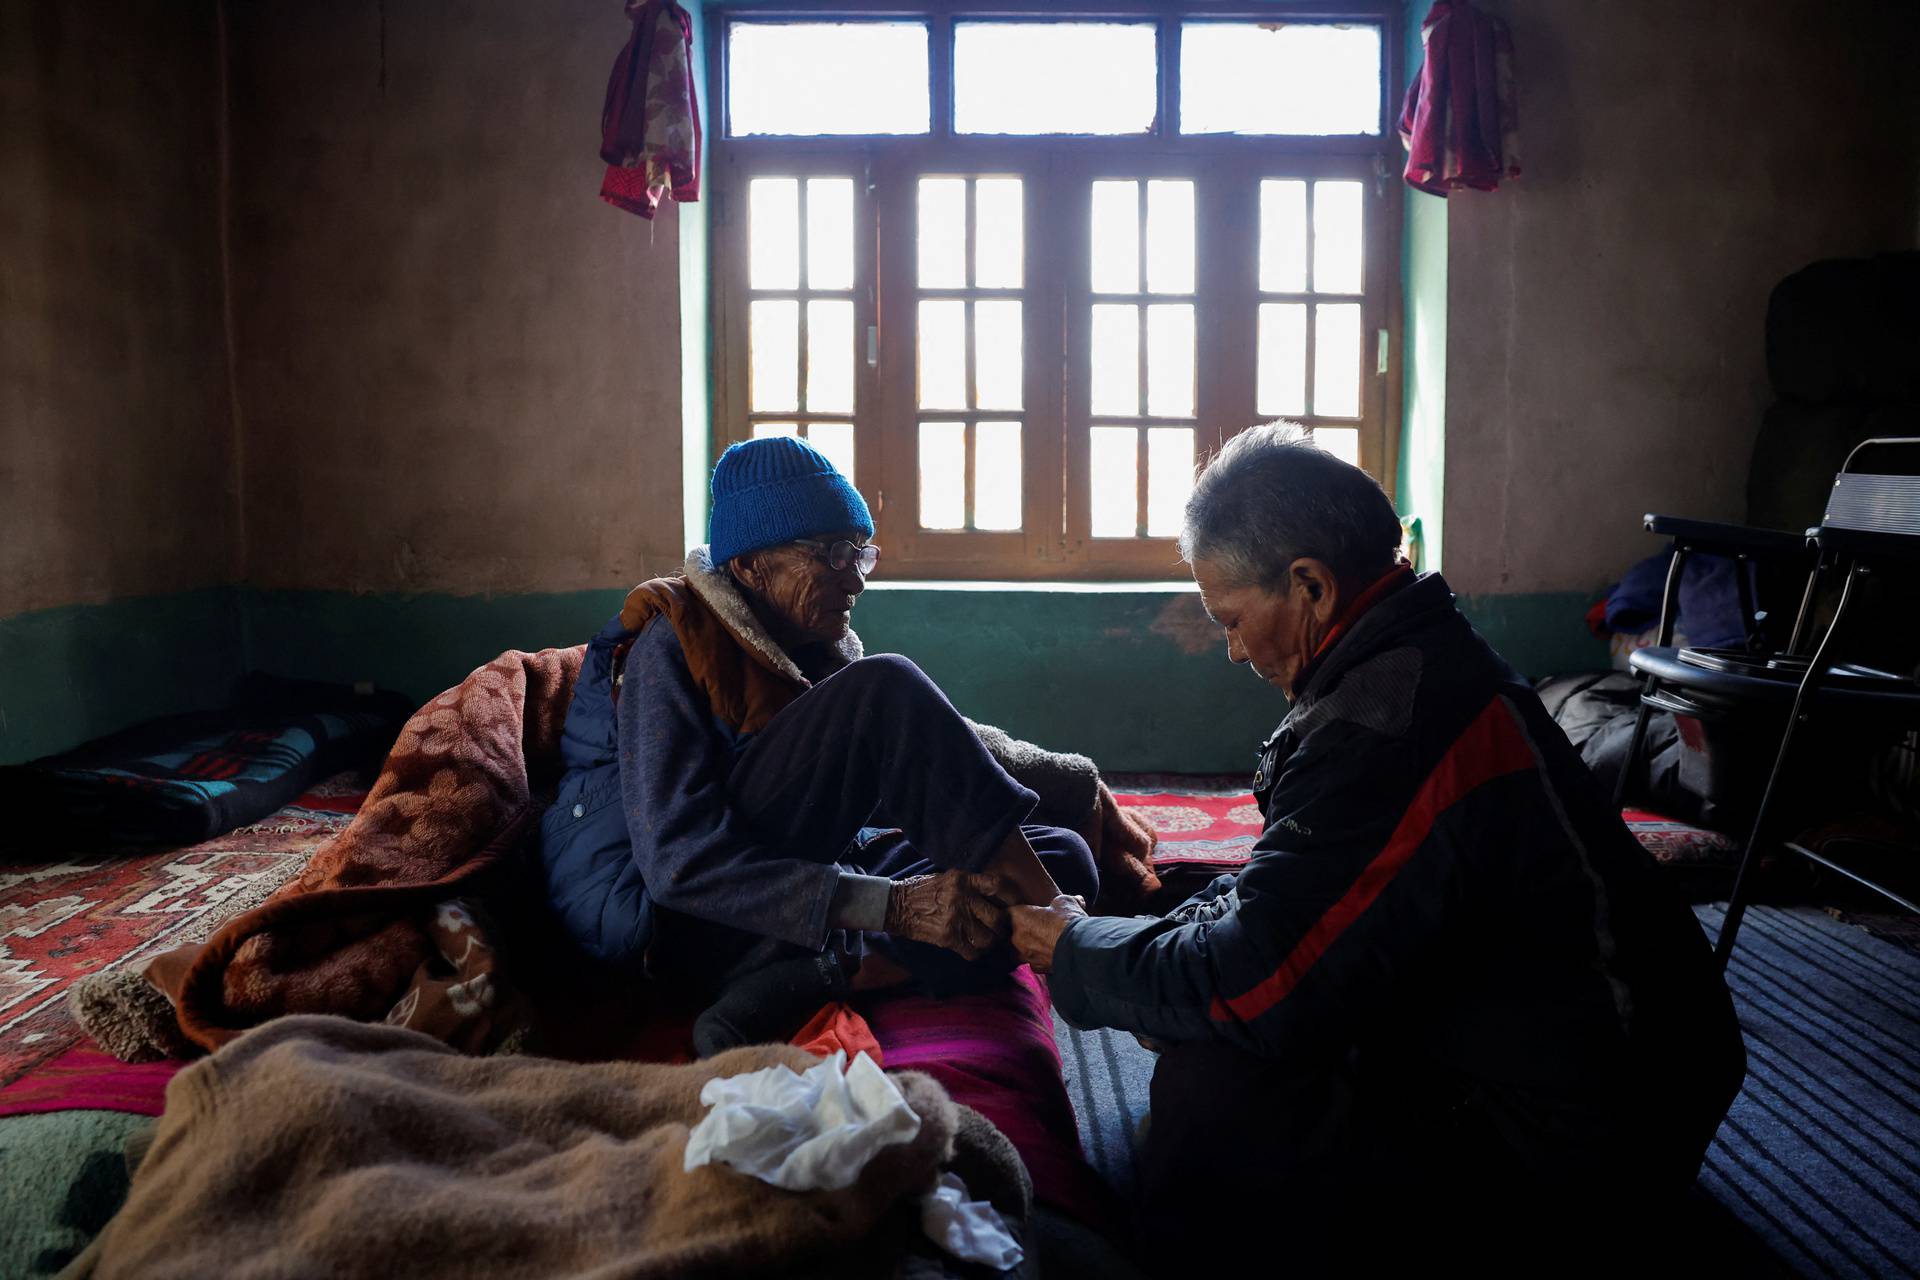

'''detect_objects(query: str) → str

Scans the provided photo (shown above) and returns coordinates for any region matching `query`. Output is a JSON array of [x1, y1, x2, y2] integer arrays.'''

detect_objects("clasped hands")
[[884, 869, 1087, 970]]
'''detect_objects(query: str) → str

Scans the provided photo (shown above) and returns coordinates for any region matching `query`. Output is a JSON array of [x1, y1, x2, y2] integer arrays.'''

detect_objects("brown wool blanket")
[[65, 1016, 969, 1280], [76, 647, 585, 1060]]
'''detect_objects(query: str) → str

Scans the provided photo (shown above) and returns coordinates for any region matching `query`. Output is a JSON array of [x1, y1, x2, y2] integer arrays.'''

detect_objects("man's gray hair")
[[1179, 423, 1402, 592]]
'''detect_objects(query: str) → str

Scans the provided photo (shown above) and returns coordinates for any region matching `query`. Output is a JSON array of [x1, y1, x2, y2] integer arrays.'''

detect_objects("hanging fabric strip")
[[600, 0, 702, 220], [1398, 0, 1521, 197]]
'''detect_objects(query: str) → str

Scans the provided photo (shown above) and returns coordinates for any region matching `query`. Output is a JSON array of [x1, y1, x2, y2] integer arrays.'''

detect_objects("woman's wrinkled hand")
[[1009, 894, 1089, 973], [884, 870, 1015, 960], [1102, 790, 1159, 865], [1080, 781, 1161, 909]]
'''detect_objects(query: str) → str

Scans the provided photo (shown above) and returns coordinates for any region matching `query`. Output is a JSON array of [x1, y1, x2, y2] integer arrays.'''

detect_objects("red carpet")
[[1111, 785, 1262, 869], [0, 775, 367, 1088]]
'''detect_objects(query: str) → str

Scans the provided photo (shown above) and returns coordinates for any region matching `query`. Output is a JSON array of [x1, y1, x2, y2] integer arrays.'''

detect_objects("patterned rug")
[[1112, 786, 1756, 886], [0, 775, 367, 1087], [1109, 779, 1262, 870]]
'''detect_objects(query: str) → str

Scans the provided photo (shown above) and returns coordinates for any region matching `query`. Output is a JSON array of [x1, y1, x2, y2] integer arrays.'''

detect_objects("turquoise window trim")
[[1395, 0, 1445, 573], [681, 2, 715, 551]]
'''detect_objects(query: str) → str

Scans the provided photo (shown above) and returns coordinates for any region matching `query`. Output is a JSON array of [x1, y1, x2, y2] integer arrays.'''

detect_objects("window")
[[953, 23, 1159, 136], [714, 10, 1398, 579], [726, 23, 930, 136]]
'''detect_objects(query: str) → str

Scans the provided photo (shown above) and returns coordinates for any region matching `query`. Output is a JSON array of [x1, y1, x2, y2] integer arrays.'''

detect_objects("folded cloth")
[[685, 1049, 921, 1191], [791, 1001, 884, 1063], [67, 1016, 962, 1280]]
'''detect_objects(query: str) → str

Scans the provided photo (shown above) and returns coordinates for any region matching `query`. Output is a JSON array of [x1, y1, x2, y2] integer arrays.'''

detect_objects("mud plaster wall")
[[0, 0, 235, 617], [226, 0, 688, 597], [1440, 0, 1920, 598]]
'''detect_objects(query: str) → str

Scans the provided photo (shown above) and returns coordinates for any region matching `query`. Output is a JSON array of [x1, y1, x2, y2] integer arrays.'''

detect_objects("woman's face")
[[731, 526, 871, 645]]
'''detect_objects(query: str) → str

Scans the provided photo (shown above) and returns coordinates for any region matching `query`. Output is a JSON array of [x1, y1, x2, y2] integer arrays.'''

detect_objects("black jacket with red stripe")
[[1052, 572, 1742, 1122]]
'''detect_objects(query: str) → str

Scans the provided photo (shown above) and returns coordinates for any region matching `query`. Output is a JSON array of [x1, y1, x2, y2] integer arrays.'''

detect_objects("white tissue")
[[683, 1050, 921, 1191], [920, 1171, 1024, 1271]]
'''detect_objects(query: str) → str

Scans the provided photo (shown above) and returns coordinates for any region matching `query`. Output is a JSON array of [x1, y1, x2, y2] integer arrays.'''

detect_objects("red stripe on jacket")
[[1210, 696, 1535, 1025]]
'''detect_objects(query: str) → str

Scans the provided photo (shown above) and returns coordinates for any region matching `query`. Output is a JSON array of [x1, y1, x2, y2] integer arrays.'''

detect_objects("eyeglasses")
[[792, 538, 881, 576]]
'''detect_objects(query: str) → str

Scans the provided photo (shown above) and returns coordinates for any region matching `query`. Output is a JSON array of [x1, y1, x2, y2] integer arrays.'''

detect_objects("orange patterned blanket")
[[76, 648, 583, 1061]]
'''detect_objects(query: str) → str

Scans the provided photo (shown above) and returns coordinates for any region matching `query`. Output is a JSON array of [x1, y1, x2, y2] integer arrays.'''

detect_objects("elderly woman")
[[542, 435, 1155, 1055], [1011, 425, 1745, 1273]]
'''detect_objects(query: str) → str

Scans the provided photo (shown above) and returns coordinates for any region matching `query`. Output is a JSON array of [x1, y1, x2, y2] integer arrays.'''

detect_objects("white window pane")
[[1090, 304, 1140, 417], [917, 300, 967, 410], [975, 300, 1023, 411], [919, 422, 966, 529], [1146, 427, 1195, 537], [809, 422, 857, 481], [1091, 181, 1139, 295], [1257, 302, 1307, 417], [807, 178, 855, 291], [955, 23, 1157, 135], [752, 422, 799, 437], [918, 177, 966, 289], [1146, 304, 1195, 419], [729, 23, 929, 136], [975, 178, 1024, 289], [1179, 23, 1382, 136], [1260, 180, 1308, 294], [807, 299, 855, 414], [1146, 180, 1195, 295], [1313, 426, 1360, 467], [1090, 426, 1139, 538], [1313, 181, 1364, 294], [749, 178, 799, 290], [975, 420, 1023, 531], [750, 299, 800, 412], [1315, 303, 1363, 418]]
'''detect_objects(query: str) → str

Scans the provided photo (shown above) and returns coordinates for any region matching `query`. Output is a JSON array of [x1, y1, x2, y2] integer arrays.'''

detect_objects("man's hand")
[[885, 870, 1014, 961], [1009, 895, 1089, 973]]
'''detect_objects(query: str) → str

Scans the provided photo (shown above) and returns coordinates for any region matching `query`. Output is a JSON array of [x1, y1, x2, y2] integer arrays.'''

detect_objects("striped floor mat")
[[1053, 904, 1920, 1278], [1694, 904, 1920, 1279]]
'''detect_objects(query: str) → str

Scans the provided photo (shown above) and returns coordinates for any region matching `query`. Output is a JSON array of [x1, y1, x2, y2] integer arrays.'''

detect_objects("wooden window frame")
[[710, 3, 1404, 581]]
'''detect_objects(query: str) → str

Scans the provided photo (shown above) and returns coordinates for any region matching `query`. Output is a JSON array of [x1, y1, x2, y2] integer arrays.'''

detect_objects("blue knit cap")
[[708, 435, 873, 565]]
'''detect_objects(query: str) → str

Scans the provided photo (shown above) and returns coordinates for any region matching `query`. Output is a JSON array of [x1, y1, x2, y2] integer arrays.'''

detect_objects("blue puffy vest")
[[538, 612, 655, 968]]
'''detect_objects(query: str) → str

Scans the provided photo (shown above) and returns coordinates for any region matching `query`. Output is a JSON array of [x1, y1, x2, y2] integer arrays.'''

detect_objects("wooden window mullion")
[[795, 180, 811, 422]]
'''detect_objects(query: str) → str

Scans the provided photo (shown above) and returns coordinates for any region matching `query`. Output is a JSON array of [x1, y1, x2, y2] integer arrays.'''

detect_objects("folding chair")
[[1616, 437, 1920, 964]]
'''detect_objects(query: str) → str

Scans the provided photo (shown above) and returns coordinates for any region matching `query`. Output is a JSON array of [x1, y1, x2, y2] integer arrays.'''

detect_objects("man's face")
[[1191, 555, 1338, 695], [735, 526, 870, 644]]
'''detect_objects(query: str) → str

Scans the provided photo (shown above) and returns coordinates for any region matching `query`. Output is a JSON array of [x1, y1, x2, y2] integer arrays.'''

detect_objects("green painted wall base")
[[0, 589, 245, 763], [1458, 591, 1608, 686], [3, 583, 1607, 771]]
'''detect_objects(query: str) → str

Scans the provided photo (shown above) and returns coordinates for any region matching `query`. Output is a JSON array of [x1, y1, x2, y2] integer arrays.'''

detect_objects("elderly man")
[[542, 434, 1156, 1056], [1012, 425, 1745, 1271]]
